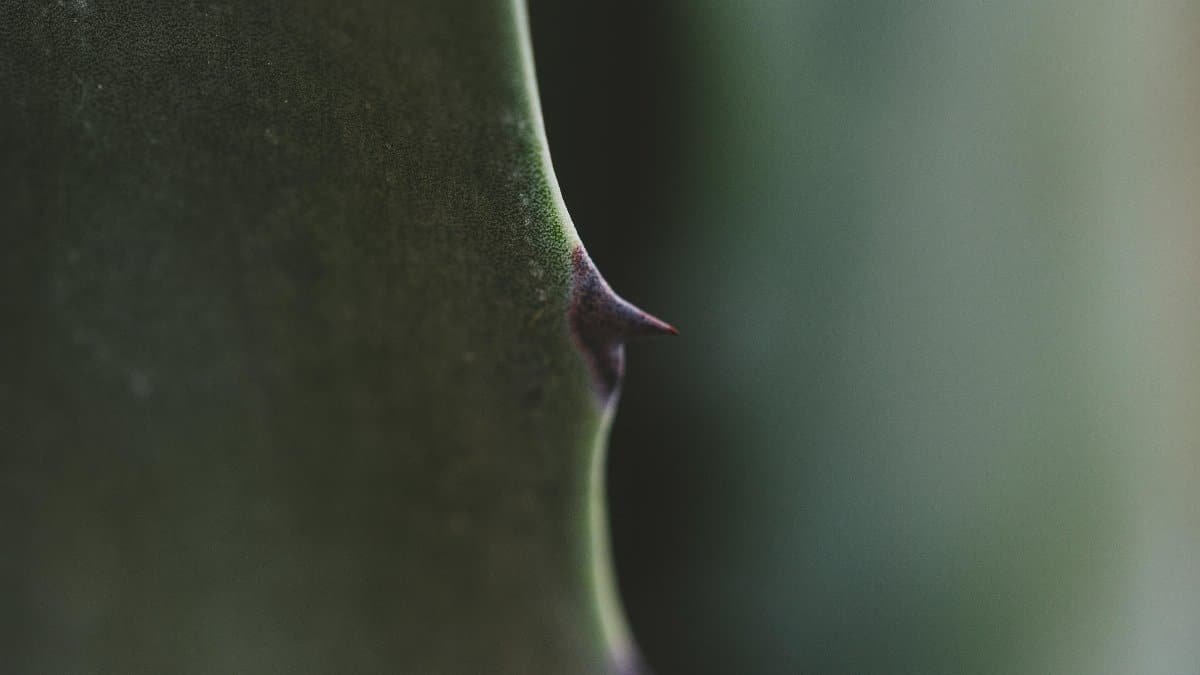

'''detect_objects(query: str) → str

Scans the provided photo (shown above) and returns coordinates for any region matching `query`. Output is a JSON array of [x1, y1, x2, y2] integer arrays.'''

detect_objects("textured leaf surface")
[[0, 1, 636, 672]]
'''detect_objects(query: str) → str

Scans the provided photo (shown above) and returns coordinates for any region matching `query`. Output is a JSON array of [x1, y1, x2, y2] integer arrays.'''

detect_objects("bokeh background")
[[530, 2, 1200, 674]]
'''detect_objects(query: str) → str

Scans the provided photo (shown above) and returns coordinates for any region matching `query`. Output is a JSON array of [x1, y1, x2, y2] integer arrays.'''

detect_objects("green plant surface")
[[0, 1, 650, 672]]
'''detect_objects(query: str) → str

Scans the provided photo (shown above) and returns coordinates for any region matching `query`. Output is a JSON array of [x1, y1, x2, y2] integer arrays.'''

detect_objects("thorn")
[[568, 245, 675, 400], [636, 314, 679, 338]]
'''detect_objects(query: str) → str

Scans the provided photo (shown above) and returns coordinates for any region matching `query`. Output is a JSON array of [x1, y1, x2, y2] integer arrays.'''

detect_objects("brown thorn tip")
[[625, 308, 679, 339], [568, 244, 676, 399]]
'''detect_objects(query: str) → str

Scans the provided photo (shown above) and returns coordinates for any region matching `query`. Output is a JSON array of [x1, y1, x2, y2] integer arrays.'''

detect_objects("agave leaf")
[[0, 1, 662, 672]]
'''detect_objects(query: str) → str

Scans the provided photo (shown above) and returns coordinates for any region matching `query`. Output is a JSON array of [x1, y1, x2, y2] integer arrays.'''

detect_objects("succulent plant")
[[0, 0, 670, 672]]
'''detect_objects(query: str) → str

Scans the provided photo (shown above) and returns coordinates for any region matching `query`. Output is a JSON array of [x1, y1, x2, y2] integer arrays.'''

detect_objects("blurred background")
[[530, 2, 1200, 674]]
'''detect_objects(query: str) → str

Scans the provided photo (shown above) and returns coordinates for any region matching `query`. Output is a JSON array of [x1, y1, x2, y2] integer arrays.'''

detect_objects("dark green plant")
[[0, 1, 670, 672]]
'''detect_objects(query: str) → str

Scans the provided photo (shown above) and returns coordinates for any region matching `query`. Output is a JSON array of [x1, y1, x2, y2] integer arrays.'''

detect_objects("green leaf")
[[0, 1, 663, 672]]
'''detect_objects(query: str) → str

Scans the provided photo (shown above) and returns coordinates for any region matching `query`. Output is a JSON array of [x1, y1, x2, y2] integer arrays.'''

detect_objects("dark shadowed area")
[[531, 1, 1200, 674]]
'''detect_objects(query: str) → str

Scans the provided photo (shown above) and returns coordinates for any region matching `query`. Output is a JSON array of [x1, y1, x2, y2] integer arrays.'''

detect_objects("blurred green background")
[[531, 1, 1200, 673]]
